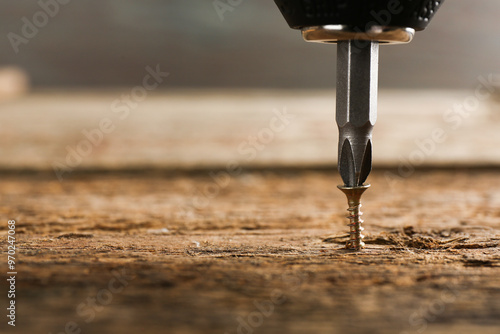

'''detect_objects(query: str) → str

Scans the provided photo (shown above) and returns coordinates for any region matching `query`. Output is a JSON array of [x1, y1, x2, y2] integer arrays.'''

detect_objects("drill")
[[274, 0, 444, 250]]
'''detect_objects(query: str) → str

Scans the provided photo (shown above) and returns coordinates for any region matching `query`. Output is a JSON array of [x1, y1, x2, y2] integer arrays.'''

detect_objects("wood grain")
[[2, 169, 500, 334]]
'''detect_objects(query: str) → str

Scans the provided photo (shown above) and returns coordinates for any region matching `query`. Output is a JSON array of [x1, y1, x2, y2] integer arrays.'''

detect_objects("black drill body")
[[274, 0, 443, 31]]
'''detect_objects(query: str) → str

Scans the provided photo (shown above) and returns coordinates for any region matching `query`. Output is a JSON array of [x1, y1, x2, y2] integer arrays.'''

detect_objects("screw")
[[337, 184, 370, 250]]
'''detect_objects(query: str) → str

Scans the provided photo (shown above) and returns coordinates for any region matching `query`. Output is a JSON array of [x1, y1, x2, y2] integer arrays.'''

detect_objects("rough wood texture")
[[2, 169, 500, 334]]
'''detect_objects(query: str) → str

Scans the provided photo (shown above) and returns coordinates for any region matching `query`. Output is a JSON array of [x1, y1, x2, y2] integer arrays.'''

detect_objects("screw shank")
[[338, 185, 370, 250]]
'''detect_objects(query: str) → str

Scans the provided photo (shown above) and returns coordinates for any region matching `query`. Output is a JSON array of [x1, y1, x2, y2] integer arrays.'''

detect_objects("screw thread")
[[345, 202, 364, 250], [337, 184, 370, 251]]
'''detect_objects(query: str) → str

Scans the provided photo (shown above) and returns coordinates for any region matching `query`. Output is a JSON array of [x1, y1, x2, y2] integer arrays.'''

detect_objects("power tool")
[[274, 0, 445, 250]]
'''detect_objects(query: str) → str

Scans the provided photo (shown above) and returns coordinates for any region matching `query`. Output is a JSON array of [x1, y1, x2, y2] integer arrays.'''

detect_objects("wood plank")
[[3, 169, 500, 333], [1, 90, 499, 171]]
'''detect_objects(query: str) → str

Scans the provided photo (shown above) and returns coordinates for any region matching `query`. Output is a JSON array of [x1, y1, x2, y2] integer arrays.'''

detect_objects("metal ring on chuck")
[[302, 25, 415, 44]]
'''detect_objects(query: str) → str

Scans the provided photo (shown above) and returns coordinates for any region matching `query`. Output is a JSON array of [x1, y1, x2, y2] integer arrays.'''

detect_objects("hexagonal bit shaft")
[[336, 40, 379, 187]]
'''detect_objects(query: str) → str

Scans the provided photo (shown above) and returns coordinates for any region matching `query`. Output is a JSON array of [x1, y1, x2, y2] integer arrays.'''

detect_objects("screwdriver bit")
[[274, 0, 444, 250], [336, 40, 378, 188]]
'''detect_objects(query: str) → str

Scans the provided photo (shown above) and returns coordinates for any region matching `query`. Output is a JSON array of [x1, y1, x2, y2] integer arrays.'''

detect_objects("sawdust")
[[324, 225, 498, 250]]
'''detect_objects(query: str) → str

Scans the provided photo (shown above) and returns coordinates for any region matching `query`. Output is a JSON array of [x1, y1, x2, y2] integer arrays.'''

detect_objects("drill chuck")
[[274, 0, 444, 32]]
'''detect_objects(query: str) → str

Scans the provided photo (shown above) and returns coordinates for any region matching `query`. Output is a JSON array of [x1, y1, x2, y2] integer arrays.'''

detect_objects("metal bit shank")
[[336, 40, 379, 187]]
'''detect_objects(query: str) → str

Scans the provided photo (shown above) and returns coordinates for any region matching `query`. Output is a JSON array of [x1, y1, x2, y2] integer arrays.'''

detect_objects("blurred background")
[[0, 0, 499, 171], [0, 0, 499, 90]]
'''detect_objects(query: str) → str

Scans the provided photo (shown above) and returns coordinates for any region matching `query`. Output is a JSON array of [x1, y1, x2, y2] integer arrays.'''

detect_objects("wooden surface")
[[1, 90, 500, 333], [2, 169, 500, 334], [1, 90, 500, 170]]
